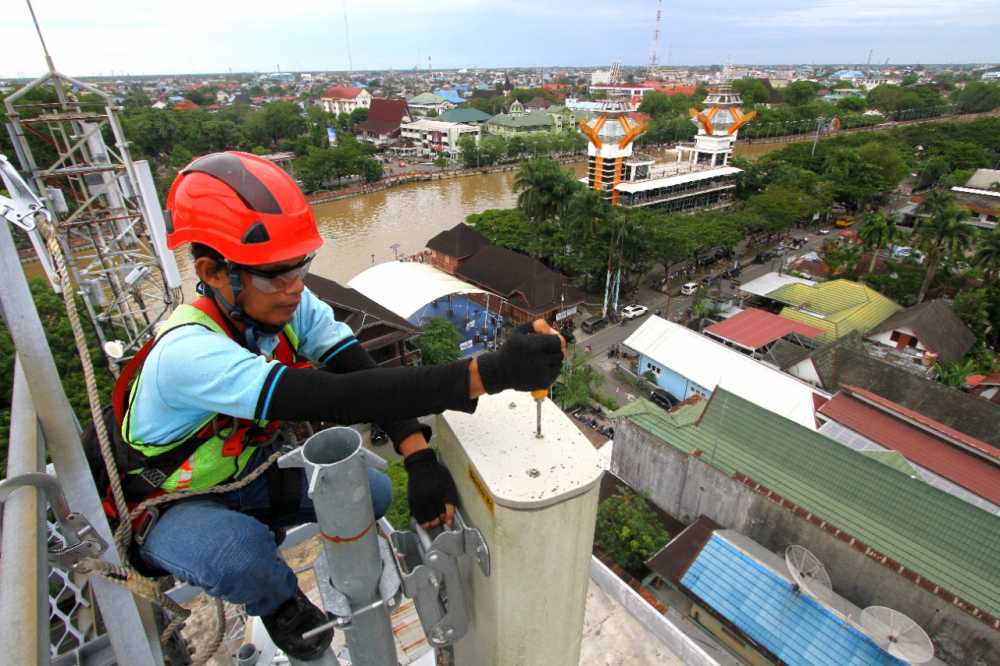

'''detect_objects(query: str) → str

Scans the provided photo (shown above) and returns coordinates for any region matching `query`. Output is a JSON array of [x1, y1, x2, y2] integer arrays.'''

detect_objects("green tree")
[[916, 156, 951, 190], [594, 488, 670, 577], [512, 158, 578, 225], [745, 185, 822, 235], [783, 81, 820, 106], [552, 353, 603, 411], [478, 134, 507, 165], [952, 289, 992, 340], [384, 461, 411, 529], [953, 82, 1000, 113], [731, 78, 770, 106], [973, 227, 1000, 286], [934, 357, 979, 388], [414, 317, 461, 365], [457, 134, 480, 168], [915, 205, 973, 302], [836, 96, 867, 113], [823, 148, 887, 211], [244, 101, 307, 148], [1, 279, 114, 474], [858, 212, 897, 275], [820, 242, 863, 277]]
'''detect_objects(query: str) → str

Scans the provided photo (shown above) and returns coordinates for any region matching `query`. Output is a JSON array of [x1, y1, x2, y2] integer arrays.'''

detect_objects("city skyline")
[[3, 0, 999, 78]]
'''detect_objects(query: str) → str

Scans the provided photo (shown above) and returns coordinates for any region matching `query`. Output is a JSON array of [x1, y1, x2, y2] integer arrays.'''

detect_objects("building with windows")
[[399, 118, 480, 156], [485, 110, 555, 137], [950, 168, 1000, 229], [320, 86, 371, 115], [406, 92, 454, 116], [579, 85, 754, 211], [355, 98, 411, 146]]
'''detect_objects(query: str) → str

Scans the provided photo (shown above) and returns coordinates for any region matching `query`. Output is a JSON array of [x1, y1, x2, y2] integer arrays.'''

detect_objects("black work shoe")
[[261, 588, 333, 660]]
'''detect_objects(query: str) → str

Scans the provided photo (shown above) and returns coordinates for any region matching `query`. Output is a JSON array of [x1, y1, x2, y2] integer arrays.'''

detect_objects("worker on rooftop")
[[111, 151, 564, 660]]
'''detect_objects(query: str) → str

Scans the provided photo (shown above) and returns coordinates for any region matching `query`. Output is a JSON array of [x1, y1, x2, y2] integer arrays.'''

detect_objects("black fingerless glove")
[[404, 449, 459, 524], [476, 329, 564, 393]]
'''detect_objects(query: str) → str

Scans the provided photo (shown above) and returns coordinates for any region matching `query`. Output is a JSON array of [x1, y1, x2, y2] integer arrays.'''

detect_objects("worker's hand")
[[476, 321, 564, 394], [403, 448, 458, 528]]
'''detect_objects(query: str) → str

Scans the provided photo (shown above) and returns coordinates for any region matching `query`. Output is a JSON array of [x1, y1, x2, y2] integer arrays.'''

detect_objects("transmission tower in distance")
[[648, 0, 663, 69]]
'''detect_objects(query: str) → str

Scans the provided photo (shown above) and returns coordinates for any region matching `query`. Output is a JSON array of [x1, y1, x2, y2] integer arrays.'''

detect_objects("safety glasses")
[[235, 253, 315, 294]]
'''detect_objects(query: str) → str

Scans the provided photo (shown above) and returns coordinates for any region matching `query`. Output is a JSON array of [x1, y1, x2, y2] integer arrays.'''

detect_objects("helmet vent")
[[183, 153, 282, 215], [242, 221, 271, 244]]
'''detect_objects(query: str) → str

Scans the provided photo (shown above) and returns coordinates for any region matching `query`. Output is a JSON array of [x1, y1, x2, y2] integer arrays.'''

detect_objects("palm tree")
[[915, 205, 973, 303], [857, 212, 897, 275], [973, 227, 1000, 286], [513, 158, 576, 225], [918, 188, 954, 218]]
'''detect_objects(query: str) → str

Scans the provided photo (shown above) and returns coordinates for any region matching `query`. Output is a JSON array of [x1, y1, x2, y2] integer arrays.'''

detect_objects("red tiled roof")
[[818, 389, 1000, 504], [704, 307, 824, 350], [323, 86, 364, 100], [842, 384, 1000, 462], [356, 98, 410, 136], [966, 373, 1000, 388]]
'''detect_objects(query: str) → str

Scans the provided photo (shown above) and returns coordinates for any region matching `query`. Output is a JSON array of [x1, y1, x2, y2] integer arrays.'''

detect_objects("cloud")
[[731, 0, 1000, 28]]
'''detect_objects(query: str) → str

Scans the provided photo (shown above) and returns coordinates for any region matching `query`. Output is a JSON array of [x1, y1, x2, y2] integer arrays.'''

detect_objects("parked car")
[[649, 388, 679, 411], [835, 216, 855, 229], [680, 282, 698, 296], [621, 305, 648, 320], [817, 228, 831, 235], [581, 315, 607, 334], [753, 251, 776, 264]]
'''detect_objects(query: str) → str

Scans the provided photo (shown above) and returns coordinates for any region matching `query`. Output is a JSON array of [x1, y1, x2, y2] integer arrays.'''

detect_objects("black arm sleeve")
[[319, 338, 431, 453], [259, 356, 478, 434]]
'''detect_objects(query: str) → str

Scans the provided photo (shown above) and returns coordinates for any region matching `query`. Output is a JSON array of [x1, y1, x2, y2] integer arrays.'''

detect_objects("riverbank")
[[305, 154, 586, 205]]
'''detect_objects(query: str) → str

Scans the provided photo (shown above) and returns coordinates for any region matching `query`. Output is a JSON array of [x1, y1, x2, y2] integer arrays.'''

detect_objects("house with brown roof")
[[304, 274, 421, 367], [865, 299, 976, 366], [817, 384, 1000, 513], [425, 223, 584, 324], [356, 98, 411, 146], [426, 223, 490, 274], [320, 86, 372, 115]]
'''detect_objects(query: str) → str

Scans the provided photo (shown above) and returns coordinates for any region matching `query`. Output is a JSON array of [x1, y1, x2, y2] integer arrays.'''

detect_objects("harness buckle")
[[221, 433, 245, 458], [133, 506, 160, 546]]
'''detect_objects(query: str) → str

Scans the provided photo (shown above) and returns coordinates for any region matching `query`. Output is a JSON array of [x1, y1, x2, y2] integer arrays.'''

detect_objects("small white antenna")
[[856, 606, 935, 663], [784, 545, 834, 606]]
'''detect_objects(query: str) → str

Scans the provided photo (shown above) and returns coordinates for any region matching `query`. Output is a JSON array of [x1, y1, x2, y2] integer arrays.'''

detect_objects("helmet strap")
[[198, 267, 286, 354]]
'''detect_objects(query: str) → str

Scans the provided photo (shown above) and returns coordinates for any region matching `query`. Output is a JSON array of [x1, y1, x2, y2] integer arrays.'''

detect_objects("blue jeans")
[[139, 452, 392, 616]]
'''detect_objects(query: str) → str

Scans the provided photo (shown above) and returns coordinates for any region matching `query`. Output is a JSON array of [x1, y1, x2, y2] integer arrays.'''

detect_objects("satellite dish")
[[784, 545, 834, 605], [857, 606, 935, 664]]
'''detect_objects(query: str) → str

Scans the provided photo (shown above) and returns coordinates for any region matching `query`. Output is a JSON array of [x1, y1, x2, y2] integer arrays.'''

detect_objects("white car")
[[817, 228, 831, 235], [680, 282, 698, 296], [621, 305, 648, 319]]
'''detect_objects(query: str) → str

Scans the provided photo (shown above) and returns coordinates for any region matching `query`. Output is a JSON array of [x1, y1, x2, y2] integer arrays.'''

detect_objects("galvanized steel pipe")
[[301, 427, 395, 666], [0, 358, 49, 666]]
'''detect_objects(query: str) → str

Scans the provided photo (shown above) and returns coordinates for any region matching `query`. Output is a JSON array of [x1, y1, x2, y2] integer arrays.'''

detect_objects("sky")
[[2, 0, 999, 77]]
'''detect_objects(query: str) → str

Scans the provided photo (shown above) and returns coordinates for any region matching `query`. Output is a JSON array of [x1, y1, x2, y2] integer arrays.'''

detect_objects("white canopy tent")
[[347, 261, 486, 320]]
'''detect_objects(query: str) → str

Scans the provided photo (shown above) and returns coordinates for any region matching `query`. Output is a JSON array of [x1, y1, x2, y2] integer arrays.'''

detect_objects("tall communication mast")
[[648, 0, 663, 69], [5, 1, 181, 367]]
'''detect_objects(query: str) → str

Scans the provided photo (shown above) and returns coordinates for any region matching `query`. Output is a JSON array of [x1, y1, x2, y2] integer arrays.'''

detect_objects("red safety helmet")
[[166, 151, 322, 266]]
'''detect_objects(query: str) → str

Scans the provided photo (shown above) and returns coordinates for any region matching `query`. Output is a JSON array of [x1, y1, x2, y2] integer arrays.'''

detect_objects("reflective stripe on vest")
[[121, 298, 301, 494]]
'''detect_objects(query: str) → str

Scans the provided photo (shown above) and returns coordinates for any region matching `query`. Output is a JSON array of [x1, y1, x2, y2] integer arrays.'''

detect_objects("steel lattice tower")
[[5, 37, 181, 367], [648, 0, 663, 69]]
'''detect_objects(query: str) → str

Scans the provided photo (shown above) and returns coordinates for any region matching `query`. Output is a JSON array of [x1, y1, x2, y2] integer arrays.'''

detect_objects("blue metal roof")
[[682, 535, 903, 666], [434, 89, 464, 104]]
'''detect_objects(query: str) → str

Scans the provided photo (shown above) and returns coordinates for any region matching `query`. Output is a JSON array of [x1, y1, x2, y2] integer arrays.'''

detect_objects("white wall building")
[[320, 87, 372, 116], [400, 119, 481, 157]]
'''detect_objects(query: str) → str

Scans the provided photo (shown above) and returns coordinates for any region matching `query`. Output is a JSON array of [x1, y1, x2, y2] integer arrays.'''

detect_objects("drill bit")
[[531, 389, 547, 439]]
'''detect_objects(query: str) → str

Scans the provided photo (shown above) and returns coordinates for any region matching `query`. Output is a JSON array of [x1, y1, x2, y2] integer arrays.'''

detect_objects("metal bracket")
[[0, 153, 48, 232], [387, 509, 490, 647], [0, 472, 108, 568]]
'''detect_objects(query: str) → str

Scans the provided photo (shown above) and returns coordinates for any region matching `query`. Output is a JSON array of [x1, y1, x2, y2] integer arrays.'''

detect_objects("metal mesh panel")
[[47, 519, 99, 657]]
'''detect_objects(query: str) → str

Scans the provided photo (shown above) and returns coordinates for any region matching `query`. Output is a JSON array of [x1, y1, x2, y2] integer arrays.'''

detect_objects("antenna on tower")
[[342, 0, 354, 76], [866, 49, 873, 66], [648, 0, 663, 69]]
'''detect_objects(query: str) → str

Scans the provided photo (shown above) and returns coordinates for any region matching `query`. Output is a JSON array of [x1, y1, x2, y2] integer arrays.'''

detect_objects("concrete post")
[[433, 390, 604, 666]]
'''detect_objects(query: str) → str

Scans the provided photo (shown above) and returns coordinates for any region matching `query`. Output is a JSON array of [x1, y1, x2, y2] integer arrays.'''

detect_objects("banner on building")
[[555, 306, 578, 322]]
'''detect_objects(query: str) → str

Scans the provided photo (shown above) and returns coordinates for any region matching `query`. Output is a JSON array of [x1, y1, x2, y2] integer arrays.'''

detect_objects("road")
[[570, 230, 832, 406]]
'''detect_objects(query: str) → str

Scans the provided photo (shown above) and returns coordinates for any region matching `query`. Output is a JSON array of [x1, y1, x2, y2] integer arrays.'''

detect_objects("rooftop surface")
[[767, 279, 901, 344], [613, 166, 741, 194], [808, 333, 1000, 447], [681, 532, 905, 666], [739, 271, 816, 299], [623, 316, 823, 430], [704, 307, 824, 350], [614, 389, 1000, 620], [866, 299, 976, 364], [817, 388, 1000, 505]]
